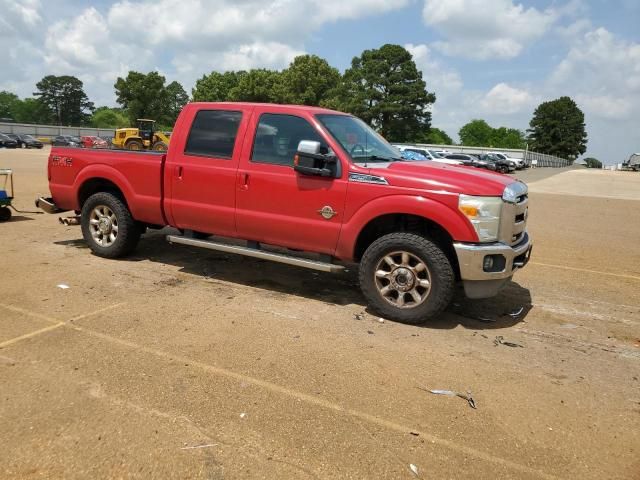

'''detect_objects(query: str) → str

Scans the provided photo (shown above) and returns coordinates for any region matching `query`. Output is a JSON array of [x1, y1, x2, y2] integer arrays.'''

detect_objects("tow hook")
[[59, 215, 80, 226]]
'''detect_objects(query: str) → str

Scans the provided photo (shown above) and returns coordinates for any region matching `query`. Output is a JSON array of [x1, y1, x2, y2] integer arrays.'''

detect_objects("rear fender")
[[74, 165, 137, 214]]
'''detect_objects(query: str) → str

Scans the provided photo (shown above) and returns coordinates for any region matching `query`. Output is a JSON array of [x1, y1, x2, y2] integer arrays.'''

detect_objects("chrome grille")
[[499, 183, 529, 246]]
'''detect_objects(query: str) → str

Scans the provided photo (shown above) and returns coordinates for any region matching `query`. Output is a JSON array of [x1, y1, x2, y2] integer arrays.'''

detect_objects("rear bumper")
[[35, 196, 67, 214], [454, 232, 532, 298]]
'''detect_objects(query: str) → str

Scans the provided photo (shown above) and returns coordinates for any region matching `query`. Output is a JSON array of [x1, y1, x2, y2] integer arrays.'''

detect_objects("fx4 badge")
[[51, 156, 73, 167], [317, 206, 337, 220]]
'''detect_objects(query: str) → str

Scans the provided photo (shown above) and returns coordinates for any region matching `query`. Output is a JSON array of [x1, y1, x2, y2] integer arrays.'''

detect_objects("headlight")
[[458, 195, 503, 242]]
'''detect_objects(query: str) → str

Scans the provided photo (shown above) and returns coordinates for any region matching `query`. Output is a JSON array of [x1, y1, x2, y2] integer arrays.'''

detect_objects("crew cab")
[[36, 102, 532, 324]]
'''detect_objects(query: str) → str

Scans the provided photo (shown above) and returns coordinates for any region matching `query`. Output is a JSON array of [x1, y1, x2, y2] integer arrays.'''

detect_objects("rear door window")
[[185, 110, 243, 159]]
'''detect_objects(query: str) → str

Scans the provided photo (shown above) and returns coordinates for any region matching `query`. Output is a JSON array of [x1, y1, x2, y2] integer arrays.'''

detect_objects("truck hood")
[[364, 161, 515, 196]]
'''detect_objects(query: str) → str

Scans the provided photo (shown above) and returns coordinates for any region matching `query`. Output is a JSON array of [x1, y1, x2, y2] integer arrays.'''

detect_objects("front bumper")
[[454, 232, 532, 298]]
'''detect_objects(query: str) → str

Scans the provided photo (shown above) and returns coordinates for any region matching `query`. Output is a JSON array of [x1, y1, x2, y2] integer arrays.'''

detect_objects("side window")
[[185, 110, 242, 159], [251, 114, 323, 166]]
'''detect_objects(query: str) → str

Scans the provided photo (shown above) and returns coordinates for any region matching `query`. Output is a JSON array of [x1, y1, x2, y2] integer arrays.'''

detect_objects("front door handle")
[[175, 166, 183, 179], [239, 173, 249, 190]]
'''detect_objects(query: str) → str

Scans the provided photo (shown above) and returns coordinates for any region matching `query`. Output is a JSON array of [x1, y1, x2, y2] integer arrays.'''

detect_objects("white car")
[[392, 145, 463, 166], [488, 151, 525, 169]]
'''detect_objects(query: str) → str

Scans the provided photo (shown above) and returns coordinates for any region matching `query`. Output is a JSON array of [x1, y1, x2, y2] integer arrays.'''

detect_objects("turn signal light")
[[459, 205, 479, 217]]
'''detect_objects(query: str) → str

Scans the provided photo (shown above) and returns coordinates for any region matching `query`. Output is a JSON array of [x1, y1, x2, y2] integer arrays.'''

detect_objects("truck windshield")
[[315, 114, 402, 163]]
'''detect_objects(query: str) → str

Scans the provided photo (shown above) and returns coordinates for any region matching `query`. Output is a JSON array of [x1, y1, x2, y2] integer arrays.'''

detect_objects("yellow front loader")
[[112, 119, 170, 151]]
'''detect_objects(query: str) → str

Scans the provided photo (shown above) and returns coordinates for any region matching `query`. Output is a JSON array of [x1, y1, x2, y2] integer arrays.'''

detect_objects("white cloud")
[[31, 0, 408, 105], [481, 83, 534, 114], [549, 27, 640, 120], [422, 0, 557, 60]]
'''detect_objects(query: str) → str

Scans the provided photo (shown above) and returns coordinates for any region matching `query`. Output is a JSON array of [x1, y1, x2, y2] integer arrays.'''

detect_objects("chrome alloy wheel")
[[89, 205, 118, 247], [374, 251, 432, 308]]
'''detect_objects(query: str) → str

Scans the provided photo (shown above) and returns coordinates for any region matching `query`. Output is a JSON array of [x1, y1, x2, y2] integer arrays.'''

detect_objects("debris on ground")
[[409, 431, 420, 436], [56, 284, 70, 289], [367, 330, 374, 335], [180, 443, 217, 450], [240, 412, 247, 419], [476, 316, 496, 323], [354, 312, 365, 321], [418, 387, 477, 409], [494, 335, 524, 348], [409, 464, 419, 477], [378, 318, 384, 323]]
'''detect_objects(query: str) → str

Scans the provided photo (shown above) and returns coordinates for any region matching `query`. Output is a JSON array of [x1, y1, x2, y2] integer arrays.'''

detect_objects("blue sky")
[[1, 0, 638, 164]]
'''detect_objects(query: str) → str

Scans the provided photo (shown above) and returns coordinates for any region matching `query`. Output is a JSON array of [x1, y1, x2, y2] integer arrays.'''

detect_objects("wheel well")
[[353, 214, 460, 278], [78, 178, 127, 209]]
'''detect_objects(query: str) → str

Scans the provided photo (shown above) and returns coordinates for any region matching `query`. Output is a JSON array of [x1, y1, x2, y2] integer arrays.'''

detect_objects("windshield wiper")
[[359, 155, 402, 162]]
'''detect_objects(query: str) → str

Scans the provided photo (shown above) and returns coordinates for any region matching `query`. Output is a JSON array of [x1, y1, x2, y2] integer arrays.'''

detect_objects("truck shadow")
[[65, 229, 533, 330]]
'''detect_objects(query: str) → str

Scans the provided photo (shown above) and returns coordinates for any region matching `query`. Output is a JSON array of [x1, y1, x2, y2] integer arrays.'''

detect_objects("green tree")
[[583, 157, 602, 168], [420, 127, 453, 145], [527, 96, 587, 160], [0, 91, 20, 120], [91, 107, 129, 128], [34, 75, 94, 125], [11, 98, 50, 124], [459, 119, 493, 146], [192, 71, 246, 102], [490, 127, 526, 149], [333, 44, 436, 142], [114, 71, 168, 124], [280, 55, 340, 106], [164, 81, 189, 125], [228, 69, 284, 103]]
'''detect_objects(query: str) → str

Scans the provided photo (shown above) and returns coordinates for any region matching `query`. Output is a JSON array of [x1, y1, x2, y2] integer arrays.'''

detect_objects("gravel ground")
[[1, 147, 639, 479]]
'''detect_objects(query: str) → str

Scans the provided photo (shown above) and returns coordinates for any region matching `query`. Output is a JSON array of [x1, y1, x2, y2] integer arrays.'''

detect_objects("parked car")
[[393, 145, 463, 166], [51, 135, 82, 147], [5, 133, 44, 149], [470, 155, 498, 171], [488, 152, 525, 169], [399, 149, 429, 161], [0, 133, 18, 148], [477, 153, 514, 173], [443, 153, 476, 167], [81, 136, 108, 149], [37, 102, 532, 324]]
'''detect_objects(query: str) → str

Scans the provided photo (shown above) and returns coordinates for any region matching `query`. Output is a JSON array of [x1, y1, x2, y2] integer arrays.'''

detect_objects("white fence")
[[0, 121, 116, 139], [398, 143, 572, 168]]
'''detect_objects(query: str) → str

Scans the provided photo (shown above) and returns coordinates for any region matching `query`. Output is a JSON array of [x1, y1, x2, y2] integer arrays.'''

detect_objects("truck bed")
[[48, 147, 167, 225]]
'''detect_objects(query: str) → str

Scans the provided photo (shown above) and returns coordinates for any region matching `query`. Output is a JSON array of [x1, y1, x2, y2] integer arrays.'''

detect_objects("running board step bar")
[[166, 235, 345, 273]]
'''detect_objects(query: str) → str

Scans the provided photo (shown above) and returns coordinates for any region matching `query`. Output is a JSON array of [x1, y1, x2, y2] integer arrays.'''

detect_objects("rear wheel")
[[126, 139, 144, 151], [359, 232, 454, 324], [81, 192, 141, 258], [0, 206, 12, 222]]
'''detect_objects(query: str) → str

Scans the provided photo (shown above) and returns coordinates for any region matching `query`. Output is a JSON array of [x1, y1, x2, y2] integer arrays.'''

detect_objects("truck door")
[[165, 107, 249, 237], [235, 110, 348, 255]]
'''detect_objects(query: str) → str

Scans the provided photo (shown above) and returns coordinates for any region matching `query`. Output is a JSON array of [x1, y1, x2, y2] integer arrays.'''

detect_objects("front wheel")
[[359, 233, 455, 324], [81, 192, 141, 258], [0, 206, 11, 222]]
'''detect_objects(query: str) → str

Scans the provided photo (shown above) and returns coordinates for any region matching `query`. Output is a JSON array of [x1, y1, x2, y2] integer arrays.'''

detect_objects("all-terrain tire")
[[359, 232, 455, 324], [126, 139, 144, 151], [81, 192, 141, 258]]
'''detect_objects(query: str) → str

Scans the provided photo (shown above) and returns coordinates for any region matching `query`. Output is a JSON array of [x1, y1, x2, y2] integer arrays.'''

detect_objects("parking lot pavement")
[[1, 148, 639, 479]]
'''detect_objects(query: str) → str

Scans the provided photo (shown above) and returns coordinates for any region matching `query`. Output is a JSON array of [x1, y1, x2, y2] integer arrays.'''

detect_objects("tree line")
[[0, 43, 587, 159]]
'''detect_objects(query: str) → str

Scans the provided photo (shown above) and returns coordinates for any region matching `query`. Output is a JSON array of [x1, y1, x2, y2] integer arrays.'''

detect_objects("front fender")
[[335, 194, 478, 260]]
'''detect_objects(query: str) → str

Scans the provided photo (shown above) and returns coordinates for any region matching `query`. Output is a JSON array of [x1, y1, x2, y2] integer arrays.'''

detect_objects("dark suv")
[[51, 135, 82, 147], [6, 133, 43, 149]]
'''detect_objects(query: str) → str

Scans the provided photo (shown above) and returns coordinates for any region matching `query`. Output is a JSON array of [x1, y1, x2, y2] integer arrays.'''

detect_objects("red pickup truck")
[[37, 102, 531, 323]]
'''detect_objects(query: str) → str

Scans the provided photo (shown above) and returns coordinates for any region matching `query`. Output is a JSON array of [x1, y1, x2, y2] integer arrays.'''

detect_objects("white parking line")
[[0, 322, 65, 349], [530, 262, 640, 281]]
